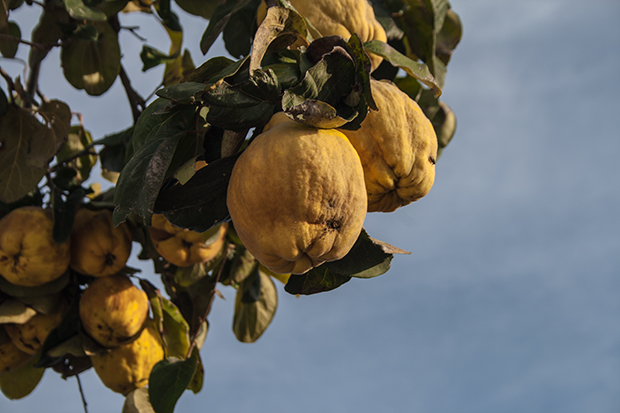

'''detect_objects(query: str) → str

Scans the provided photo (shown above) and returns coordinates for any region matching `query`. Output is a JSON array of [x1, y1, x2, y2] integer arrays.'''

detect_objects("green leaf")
[[156, 82, 205, 104], [181, 56, 234, 84], [140, 45, 178, 72], [364, 40, 441, 96], [154, 154, 238, 233], [56, 125, 97, 182], [0, 87, 7, 116], [161, 298, 191, 359], [29, 9, 66, 68], [0, 106, 48, 203], [232, 266, 277, 343], [98, 127, 133, 173], [61, 0, 108, 21], [173, 0, 218, 19], [222, 0, 261, 58], [0, 21, 21, 58], [0, 354, 45, 399], [199, 0, 253, 55], [148, 352, 198, 413], [436, 8, 462, 65], [284, 267, 351, 295], [249, 5, 308, 74], [113, 101, 197, 226], [60, 21, 120, 96]]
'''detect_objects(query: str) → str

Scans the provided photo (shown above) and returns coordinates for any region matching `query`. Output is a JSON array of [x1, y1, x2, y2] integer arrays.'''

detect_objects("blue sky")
[[1, 1, 619, 412]]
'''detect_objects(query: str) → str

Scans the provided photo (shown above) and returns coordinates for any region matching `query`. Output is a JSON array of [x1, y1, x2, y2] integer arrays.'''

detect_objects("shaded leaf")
[[60, 21, 120, 96], [52, 186, 85, 243], [148, 351, 198, 413], [140, 45, 177, 72], [0, 21, 20, 58], [232, 266, 277, 343], [222, 0, 261, 58], [56, 125, 97, 182], [156, 82, 205, 104], [174, 0, 218, 19], [199, 0, 253, 55], [0, 354, 45, 399], [0, 272, 70, 299], [29, 100, 72, 168], [113, 101, 197, 226], [0, 106, 48, 203], [284, 268, 351, 295]]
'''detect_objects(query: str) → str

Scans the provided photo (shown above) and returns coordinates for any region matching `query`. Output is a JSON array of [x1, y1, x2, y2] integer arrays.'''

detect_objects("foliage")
[[0, 0, 462, 411]]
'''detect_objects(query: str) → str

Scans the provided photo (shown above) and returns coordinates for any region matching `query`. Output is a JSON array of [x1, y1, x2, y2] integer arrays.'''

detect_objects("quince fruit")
[[0, 330, 32, 373], [0, 207, 70, 287], [149, 215, 228, 267], [4, 301, 66, 355], [90, 318, 164, 395], [70, 208, 132, 277], [227, 112, 367, 274], [257, 0, 387, 71], [79, 274, 149, 348], [339, 79, 438, 212]]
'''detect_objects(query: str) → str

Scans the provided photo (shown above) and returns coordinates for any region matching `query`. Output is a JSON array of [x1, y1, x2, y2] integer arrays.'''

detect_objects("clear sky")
[[1, 1, 619, 412]]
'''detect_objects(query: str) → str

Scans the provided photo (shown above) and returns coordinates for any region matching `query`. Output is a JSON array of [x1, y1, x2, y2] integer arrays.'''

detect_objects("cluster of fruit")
[[227, 78, 438, 275], [0, 205, 225, 396]]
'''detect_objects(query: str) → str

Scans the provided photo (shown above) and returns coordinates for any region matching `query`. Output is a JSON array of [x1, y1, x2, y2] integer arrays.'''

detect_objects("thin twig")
[[75, 374, 89, 413], [0, 66, 15, 94], [0, 33, 48, 50], [122, 25, 148, 42], [119, 65, 147, 124]]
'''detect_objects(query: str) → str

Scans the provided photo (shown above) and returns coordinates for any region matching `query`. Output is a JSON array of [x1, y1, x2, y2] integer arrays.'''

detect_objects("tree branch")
[[0, 33, 48, 50]]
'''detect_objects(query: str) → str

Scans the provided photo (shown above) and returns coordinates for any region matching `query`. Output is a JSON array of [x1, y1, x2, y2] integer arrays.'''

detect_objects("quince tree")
[[0, 0, 462, 411]]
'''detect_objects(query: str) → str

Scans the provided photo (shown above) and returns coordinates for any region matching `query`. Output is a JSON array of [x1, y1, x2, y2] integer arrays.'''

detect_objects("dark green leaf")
[[156, 82, 205, 104], [323, 229, 408, 278], [0, 87, 8, 116], [174, 0, 218, 19], [232, 267, 277, 343], [436, 8, 462, 65], [36, 298, 81, 367], [52, 186, 85, 243], [199, 0, 253, 55], [182, 56, 234, 84], [154, 154, 239, 232], [364, 40, 441, 95], [140, 45, 178, 72], [29, 9, 66, 69], [148, 352, 198, 413], [69, 23, 98, 41], [113, 102, 197, 226], [155, 0, 182, 32], [222, 0, 261, 58], [0, 354, 45, 399], [0, 21, 21, 58], [284, 268, 351, 295]]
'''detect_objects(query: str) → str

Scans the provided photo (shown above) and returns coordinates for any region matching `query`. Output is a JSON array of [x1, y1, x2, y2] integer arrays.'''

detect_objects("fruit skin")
[[227, 112, 367, 274], [70, 208, 132, 277], [149, 215, 227, 267], [339, 79, 438, 212], [4, 303, 65, 355], [90, 319, 164, 395], [79, 274, 149, 348], [257, 0, 387, 70], [0, 207, 70, 287], [0, 332, 33, 373]]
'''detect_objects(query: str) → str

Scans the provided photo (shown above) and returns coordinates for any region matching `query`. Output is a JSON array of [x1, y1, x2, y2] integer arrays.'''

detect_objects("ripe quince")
[[79, 274, 149, 348], [339, 79, 438, 212], [90, 318, 164, 395], [0, 207, 70, 287], [257, 0, 387, 71], [0, 331, 32, 373], [227, 112, 367, 274], [149, 215, 228, 267], [70, 208, 132, 277], [4, 302, 66, 355]]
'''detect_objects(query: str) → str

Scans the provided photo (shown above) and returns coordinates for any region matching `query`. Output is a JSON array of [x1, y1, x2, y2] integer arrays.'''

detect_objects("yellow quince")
[[79, 274, 149, 348], [0, 207, 70, 287], [339, 79, 438, 212], [0, 331, 33, 373], [70, 208, 133, 277], [149, 215, 228, 267], [4, 301, 66, 355], [90, 318, 164, 395], [227, 112, 367, 274]]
